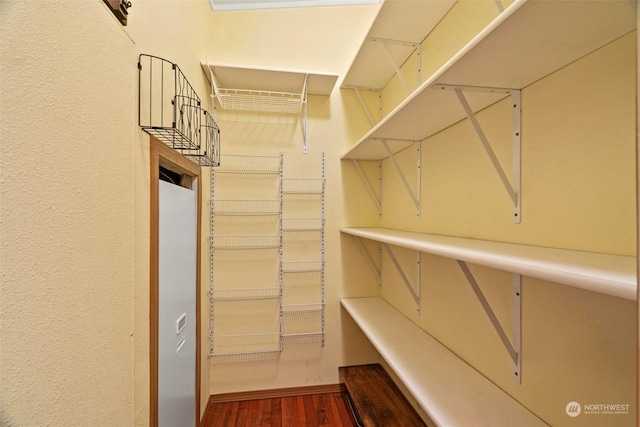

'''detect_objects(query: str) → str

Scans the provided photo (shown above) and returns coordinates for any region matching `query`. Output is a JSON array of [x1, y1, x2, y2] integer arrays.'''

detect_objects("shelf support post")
[[380, 139, 421, 219], [351, 159, 382, 216], [512, 273, 522, 384], [457, 260, 521, 383], [301, 74, 309, 154], [435, 85, 521, 223], [382, 243, 421, 314]]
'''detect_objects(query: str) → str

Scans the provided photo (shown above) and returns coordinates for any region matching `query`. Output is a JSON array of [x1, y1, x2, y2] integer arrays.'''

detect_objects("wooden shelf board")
[[341, 227, 637, 300], [342, 0, 636, 160], [342, 0, 456, 90], [341, 297, 548, 427], [201, 62, 338, 95]]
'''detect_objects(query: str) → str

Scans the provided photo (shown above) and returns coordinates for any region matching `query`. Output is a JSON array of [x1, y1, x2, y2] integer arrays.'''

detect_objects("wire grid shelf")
[[211, 287, 281, 302], [283, 178, 325, 194], [282, 303, 325, 315], [282, 217, 324, 232], [209, 332, 283, 357], [138, 54, 220, 166], [215, 154, 282, 174], [282, 304, 324, 337], [211, 235, 281, 250], [212, 199, 281, 215], [215, 88, 304, 114], [182, 109, 221, 167], [282, 260, 323, 273]]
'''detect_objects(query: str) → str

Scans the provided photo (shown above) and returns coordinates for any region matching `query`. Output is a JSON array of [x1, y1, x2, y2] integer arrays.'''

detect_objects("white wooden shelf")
[[341, 227, 636, 301], [341, 0, 456, 90], [341, 0, 636, 160], [341, 297, 548, 427]]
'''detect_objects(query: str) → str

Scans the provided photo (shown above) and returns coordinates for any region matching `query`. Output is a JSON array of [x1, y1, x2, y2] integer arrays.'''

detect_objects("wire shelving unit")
[[209, 153, 284, 356]]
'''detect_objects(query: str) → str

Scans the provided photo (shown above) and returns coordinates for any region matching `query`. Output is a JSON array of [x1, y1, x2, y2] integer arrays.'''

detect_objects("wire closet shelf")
[[138, 54, 220, 167]]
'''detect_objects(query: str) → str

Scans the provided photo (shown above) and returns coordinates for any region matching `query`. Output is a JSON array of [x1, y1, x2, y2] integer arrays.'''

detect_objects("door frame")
[[150, 137, 202, 426]]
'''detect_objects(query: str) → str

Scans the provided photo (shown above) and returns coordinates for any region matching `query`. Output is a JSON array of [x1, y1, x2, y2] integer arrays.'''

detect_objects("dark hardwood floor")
[[202, 392, 358, 427]]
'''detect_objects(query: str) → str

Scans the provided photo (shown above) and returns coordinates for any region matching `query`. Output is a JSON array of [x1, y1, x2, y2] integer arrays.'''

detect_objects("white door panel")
[[158, 180, 197, 427]]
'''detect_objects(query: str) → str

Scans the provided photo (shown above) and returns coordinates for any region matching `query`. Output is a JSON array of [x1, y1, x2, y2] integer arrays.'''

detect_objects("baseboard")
[[206, 383, 347, 404]]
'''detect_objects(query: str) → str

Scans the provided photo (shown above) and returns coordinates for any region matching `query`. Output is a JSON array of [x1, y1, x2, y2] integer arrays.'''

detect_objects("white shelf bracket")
[[301, 74, 309, 154], [457, 260, 521, 383], [347, 86, 382, 127], [434, 85, 521, 223], [379, 139, 421, 219], [369, 37, 419, 96], [353, 237, 382, 287], [382, 243, 421, 315], [351, 159, 382, 216]]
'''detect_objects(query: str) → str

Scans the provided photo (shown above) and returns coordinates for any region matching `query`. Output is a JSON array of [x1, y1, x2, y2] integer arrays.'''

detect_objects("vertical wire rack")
[[209, 153, 284, 356], [281, 153, 326, 345]]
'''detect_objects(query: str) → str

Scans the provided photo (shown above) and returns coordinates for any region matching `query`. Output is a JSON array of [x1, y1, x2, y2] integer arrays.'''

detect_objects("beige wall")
[[341, 3, 637, 427], [1, 0, 215, 425], [0, 1, 136, 425]]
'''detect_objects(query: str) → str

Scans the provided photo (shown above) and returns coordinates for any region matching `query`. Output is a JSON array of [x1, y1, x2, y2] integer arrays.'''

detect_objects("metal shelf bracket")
[[353, 237, 382, 287], [351, 159, 382, 216], [345, 86, 382, 127], [301, 74, 309, 154], [379, 139, 421, 219], [369, 37, 421, 95], [434, 84, 521, 223], [457, 261, 522, 383], [382, 243, 421, 315]]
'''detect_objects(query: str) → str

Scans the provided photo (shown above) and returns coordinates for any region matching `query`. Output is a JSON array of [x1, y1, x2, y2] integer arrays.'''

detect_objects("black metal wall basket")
[[138, 54, 220, 167]]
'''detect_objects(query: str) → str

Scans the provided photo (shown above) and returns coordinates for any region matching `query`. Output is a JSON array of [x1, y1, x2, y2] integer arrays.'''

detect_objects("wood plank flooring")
[[340, 364, 425, 427], [202, 392, 358, 427]]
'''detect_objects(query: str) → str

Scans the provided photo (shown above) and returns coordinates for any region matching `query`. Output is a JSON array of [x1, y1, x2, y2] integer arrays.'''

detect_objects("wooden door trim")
[[150, 138, 202, 426]]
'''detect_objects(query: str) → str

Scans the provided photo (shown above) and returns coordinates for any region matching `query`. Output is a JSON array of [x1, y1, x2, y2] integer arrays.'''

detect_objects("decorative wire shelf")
[[212, 199, 281, 215], [283, 178, 325, 194], [282, 260, 323, 273], [211, 287, 281, 301], [282, 217, 324, 231], [138, 54, 220, 166], [211, 235, 281, 250], [215, 154, 282, 174], [215, 88, 304, 114]]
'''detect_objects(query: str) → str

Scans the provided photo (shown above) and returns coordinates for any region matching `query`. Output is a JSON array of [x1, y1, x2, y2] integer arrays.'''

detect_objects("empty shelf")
[[341, 297, 548, 426], [342, 0, 456, 90], [341, 227, 636, 300], [202, 62, 338, 113], [342, 0, 636, 160]]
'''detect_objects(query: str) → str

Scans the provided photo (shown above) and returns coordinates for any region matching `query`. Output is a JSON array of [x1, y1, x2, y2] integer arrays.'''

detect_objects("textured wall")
[[0, 1, 135, 425], [0, 0, 216, 425]]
